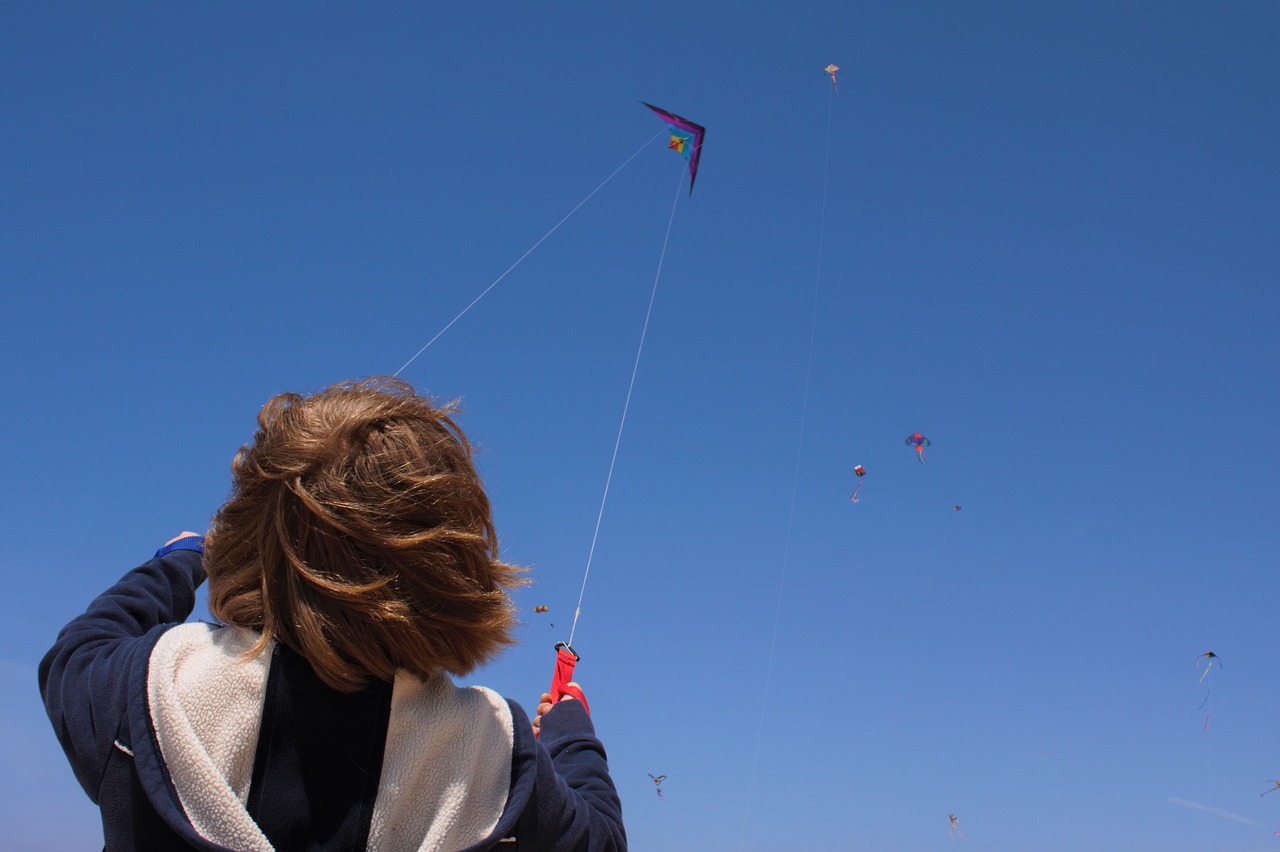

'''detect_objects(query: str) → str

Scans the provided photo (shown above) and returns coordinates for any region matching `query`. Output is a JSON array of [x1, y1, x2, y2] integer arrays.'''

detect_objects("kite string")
[[394, 130, 666, 377], [567, 165, 685, 647], [738, 83, 836, 850], [1199, 680, 1211, 852]]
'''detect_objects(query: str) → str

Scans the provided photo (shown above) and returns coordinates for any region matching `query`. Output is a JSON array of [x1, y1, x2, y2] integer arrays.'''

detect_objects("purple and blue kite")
[[642, 102, 706, 193]]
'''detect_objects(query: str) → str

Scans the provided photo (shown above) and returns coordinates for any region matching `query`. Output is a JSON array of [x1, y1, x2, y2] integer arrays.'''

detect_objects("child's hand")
[[532, 682, 584, 738]]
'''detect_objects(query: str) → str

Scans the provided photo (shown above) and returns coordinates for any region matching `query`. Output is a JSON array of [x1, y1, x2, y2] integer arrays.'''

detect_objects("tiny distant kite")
[[1197, 651, 1221, 685], [643, 103, 706, 194], [648, 773, 667, 799], [824, 64, 839, 91], [1196, 652, 1221, 730], [952, 505, 962, 511], [534, 606, 549, 614], [1262, 780, 1280, 797], [906, 433, 931, 463], [948, 814, 965, 840], [850, 465, 867, 502]]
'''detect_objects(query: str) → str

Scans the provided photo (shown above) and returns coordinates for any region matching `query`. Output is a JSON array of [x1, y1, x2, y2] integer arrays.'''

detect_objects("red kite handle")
[[551, 642, 589, 715]]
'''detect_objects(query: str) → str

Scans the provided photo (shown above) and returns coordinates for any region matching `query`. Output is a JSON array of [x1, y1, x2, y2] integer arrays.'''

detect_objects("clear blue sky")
[[2, 3, 1277, 849]]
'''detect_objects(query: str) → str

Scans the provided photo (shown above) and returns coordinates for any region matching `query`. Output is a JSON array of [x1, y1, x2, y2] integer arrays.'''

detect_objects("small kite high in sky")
[[643, 102, 706, 193], [1262, 780, 1280, 797], [824, 64, 839, 91], [948, 814, 965, 840], [1197, 651, 1222, 730], [648, 773, 667, 799], [906, 433, 931, 463], [1197, 651, 1221, 684], [952, 505, 962, 511], [534, 606, 549, 614], [850, 464, 867, 503]]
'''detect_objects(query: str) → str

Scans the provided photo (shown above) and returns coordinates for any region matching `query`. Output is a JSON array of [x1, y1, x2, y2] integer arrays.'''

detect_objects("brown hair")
[[205, 377, 525, 692]]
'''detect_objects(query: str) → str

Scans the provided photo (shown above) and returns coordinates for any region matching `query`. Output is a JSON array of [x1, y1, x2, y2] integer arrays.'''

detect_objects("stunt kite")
[[643, 103, 706, 193]]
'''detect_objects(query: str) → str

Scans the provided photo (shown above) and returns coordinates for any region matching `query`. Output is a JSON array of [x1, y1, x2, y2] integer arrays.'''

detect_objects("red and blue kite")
[[643, 102, 705, 193], [905, 433, 931, 463]]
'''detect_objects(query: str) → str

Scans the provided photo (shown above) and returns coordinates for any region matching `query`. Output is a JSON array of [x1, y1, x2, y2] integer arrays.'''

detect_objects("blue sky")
[[2, 3, 1277, 849]]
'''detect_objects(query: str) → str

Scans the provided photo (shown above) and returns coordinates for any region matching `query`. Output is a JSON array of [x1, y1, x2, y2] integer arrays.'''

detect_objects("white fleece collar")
[[147, 623, 514, 852], [366, 670, 513, 851], [148, 623, 274, 851]]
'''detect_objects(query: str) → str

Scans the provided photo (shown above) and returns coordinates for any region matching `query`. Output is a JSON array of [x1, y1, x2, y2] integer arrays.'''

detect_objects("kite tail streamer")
[[394, 130, 665, 375], [565, 165, 685, 650]]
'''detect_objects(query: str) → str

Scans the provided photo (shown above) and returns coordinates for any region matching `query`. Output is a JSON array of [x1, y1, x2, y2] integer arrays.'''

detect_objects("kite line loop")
[[394, 130, 666, 375], [567, 164, 686, 647]]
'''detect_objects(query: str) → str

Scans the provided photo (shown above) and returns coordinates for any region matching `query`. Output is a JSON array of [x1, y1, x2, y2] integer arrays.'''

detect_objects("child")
[[39, 377, 625, 851]]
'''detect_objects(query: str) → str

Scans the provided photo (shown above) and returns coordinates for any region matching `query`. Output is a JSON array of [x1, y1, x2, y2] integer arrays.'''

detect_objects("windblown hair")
[[205, 377, 524, 693]]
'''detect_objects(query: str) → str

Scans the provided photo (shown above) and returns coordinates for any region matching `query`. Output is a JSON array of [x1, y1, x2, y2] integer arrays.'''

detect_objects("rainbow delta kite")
[[643, 102, 706, 193]]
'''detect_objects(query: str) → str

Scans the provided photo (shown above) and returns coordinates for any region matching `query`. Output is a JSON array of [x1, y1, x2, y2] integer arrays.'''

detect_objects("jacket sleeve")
[[37, 544, 206, 803], [512, 699, 626, 851]]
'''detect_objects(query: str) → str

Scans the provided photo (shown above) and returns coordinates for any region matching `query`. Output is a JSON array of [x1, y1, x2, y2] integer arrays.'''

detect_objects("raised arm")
[[488, 690, 626, 852], [37, 537, 206, 801]]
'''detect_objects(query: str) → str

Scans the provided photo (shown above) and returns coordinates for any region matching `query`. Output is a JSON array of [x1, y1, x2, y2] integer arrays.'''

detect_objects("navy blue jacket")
[[39, 544, 626, 851]]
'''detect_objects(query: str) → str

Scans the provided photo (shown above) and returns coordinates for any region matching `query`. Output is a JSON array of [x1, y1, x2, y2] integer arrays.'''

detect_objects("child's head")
[[205, 377, 524, 692]]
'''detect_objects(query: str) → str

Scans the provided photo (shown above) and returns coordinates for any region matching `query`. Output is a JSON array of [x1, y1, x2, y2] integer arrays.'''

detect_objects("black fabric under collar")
[[246, 644, 393, 851]]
